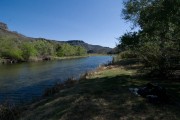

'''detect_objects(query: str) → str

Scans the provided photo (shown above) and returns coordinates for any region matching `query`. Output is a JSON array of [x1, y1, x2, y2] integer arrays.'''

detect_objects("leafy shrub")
[[119, 50, 137, 59]]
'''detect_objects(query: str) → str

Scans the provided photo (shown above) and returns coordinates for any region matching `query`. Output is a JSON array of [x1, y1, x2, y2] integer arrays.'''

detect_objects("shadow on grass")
[[111, 58, 141, 69], [20, 73, 180, 120], [0, 103, 20, 120]]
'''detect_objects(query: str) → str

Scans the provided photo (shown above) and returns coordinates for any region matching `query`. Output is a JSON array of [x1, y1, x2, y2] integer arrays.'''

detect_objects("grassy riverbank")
[[18, 59, 180, 120], [0, 55, 89, 64], [52, 55, 89, 60], [88, 53, 113, 56]]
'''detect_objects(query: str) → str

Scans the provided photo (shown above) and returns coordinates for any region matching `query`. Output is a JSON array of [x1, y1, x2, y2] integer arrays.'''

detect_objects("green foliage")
[[2, 48, 23, 61], [21, 42, 37, 60], [119, 50, 137, 59], [119, 0, 180, 77], [118, 32, 140, 51], [56, 44, 87, 57], [57, 43, 73, 57], [0, 37, 23, 61], [33, 40, 55, 57], [75, 46, 87, 56], [0, 36, 87, 62]]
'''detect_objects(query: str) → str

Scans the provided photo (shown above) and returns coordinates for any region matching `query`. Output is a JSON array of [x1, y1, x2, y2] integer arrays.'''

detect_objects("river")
[[0, 56, 112, 104]]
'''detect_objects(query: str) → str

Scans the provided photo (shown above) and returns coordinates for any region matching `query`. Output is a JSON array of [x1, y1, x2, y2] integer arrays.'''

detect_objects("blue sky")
[[0, 0, 133, 48]]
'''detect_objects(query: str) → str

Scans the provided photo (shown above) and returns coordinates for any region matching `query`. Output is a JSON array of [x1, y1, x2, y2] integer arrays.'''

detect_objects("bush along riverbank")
[[0, 55, 89, 64], [4, 58, 176, 120]]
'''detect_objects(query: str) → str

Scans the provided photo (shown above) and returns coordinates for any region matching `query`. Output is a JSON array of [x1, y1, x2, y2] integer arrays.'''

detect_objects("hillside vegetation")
[[0, 21, 113, 63], [0, 24, 87, 63]]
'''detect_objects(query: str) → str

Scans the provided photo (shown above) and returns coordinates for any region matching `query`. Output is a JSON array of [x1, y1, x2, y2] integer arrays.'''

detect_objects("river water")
[[0, 56, 112, 104]]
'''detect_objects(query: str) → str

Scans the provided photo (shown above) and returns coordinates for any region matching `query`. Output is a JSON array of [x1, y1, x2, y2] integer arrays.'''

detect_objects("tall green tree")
[[0, 37, 23, 61], [33, 40, 55, 57], [118, 32, 140, 51], [120, 0, 180, 76], [21, 42, 37, 60]]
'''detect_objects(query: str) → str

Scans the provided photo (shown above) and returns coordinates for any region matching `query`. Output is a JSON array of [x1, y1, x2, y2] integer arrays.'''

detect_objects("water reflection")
[[0, 56, 112, 104]]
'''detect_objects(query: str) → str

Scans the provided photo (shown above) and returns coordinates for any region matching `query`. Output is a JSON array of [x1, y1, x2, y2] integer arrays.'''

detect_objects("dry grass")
[[0, 103, 20, 120]]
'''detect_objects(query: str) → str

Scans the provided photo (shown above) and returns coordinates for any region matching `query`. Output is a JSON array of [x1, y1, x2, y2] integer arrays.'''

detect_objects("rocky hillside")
[[0, 22, 33, 41], [0, 22, 113, 54], [0, 22, 8, 30]]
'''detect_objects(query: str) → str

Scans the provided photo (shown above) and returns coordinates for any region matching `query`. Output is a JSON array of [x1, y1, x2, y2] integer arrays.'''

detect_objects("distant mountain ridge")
[[0, 22, 113, 54], [59, 40, 112, 54]]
